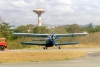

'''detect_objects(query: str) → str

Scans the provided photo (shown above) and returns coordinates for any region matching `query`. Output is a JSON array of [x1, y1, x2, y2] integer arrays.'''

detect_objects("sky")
[[0, 0, 100, 26]]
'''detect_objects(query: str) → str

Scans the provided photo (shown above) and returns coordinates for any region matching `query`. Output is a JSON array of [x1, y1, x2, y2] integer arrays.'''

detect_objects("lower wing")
[[56, 42, 79, 45], [21, 42, 45, 46]]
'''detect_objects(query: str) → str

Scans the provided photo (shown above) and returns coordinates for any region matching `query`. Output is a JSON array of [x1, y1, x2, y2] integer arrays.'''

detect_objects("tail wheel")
[[0, 46, 5, 51]]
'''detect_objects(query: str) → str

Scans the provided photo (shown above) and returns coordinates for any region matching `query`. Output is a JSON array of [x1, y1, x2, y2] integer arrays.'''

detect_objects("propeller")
[[50, 31, 60, 40]]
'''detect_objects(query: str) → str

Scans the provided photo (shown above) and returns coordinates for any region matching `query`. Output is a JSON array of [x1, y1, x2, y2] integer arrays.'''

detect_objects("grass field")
[[0, 51, 87, 63]]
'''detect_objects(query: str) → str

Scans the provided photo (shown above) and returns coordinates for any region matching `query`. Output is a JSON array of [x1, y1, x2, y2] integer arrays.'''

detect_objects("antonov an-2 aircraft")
[[13, 32, 88, 49]]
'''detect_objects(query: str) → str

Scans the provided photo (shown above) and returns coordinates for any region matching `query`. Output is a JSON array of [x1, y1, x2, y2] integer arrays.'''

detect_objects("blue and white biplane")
[[13, 32, 88, 49]]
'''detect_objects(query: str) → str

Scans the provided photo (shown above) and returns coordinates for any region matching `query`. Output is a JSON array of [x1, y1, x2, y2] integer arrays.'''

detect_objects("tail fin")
[[51, 30, 60, 40], [52, 30, 54, 35]]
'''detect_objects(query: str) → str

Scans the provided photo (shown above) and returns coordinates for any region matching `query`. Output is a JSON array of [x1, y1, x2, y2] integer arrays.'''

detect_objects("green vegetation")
[[67, 24, 85, 33], [1, 17, 100, 49], [15, 24, 34, 33], [85, 23, 95, 33], [0, 22, 13, 40], [33, 26, 49, 34]]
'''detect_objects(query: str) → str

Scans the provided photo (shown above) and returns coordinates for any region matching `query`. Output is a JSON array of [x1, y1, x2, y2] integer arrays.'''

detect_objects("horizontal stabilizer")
[[56, 42, 79, 45], [21, 42, 45, 46]]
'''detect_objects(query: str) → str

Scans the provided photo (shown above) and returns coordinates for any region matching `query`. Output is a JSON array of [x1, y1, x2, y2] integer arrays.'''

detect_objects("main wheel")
[[58, 47, 61, 49], [43, 47, 45, 49], [0, 46, 5, 51], [43, 47, 48, 49]]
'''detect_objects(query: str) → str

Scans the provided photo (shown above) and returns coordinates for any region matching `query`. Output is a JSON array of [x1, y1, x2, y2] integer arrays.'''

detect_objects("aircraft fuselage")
[[45, 38, 55, 47]]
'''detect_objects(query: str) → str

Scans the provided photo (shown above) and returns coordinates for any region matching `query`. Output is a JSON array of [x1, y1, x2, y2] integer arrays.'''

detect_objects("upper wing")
[[13, 33, 48, 37], [55, 32, 88, 37], [13, 32, 88, 37]]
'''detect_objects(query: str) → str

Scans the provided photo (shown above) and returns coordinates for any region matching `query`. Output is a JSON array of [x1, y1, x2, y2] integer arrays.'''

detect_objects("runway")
[[1, 48, 100, 67]]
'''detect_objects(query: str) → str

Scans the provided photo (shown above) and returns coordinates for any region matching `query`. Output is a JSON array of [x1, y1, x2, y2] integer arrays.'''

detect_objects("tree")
[[26, 24, 34, 33], [33, 26, 49, 34], [0, 22, 12, 40], [15, 24, 34, 33], [85, 23, 95, 33], [67, 24, 85, 33], [95, 25, 100, 32], [14, 25, 27, 33]]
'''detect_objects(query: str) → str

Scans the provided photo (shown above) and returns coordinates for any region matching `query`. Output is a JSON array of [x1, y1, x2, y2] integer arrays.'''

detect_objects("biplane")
[[13, 31, 88, 49]]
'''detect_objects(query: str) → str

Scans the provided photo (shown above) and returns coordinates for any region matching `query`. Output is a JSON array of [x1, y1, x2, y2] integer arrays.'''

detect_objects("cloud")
[[55, 5, 73, 13], [58, 0, 72, 5], [9, 0, 29, 7], [0, 0, 100, 26]]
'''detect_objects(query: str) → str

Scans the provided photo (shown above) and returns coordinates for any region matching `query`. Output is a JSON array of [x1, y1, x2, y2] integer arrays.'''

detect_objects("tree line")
[[0, 22, 100, 40]]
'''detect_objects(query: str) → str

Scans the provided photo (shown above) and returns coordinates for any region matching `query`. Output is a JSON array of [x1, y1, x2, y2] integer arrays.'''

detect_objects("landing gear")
[[58, 46, 61, 49], [56, 44, 61, 49], [43, 47, 48, 49]]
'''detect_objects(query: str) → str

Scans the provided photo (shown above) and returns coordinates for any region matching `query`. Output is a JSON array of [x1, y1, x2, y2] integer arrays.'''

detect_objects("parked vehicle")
[[0, 38, 7, 51]]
